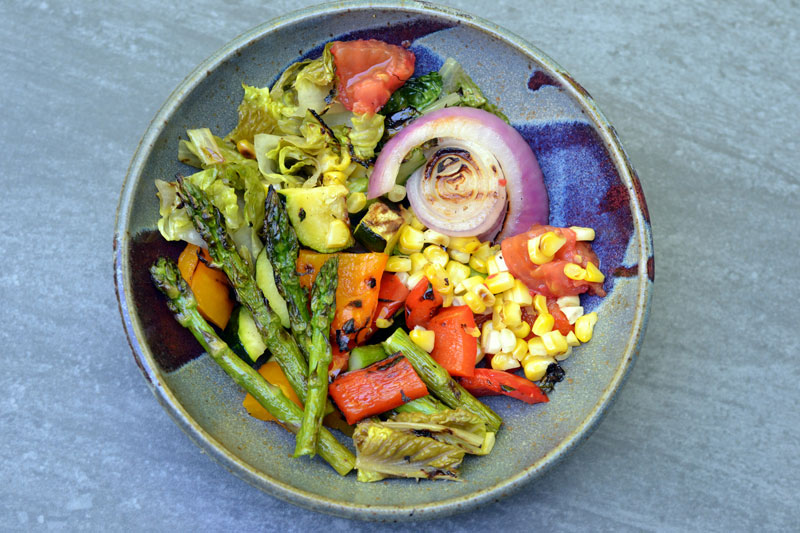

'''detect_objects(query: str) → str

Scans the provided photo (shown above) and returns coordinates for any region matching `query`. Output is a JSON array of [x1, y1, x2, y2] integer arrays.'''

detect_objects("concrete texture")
[[1, 0, 798, 530]]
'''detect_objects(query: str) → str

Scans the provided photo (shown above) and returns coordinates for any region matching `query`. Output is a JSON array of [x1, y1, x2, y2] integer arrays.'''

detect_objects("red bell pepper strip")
[[405, 277, 442, 329], [427, 306, 478, 378], [363, 272, 410, 340], [459, 368, 549, 405], [329, 354, 429, 425]]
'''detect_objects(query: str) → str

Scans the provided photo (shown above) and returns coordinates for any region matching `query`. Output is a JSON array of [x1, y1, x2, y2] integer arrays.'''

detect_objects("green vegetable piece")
[[382, 329, 502, 433], [393, 395, 448, 416], [176, 177, 310, 403], [438, 58, 508, 122], [234, 307, 267, 362], [353, 419, 464, 482], [385, 409, 496, 456], [295, 256, 338, 458], [255, 247, 291, 329], [347, 344, 390, 372], [383, 72, 443, 116], [149, 257, 354, 476], [353, 201, 406, 254], [279, 184, 354, 253]]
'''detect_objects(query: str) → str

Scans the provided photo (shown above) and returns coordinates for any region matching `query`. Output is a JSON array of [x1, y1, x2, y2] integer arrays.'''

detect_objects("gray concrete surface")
[[2, 0, 798, 530]]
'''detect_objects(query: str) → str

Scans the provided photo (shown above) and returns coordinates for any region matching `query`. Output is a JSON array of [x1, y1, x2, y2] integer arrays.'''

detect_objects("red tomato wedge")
[[405, 277, 443, 330], [329, 354, 428, 424], [427, 306, 478, 378], [330, 39, 415, 115], [459, 368, 549, 405], [501, 224, 606, 298]]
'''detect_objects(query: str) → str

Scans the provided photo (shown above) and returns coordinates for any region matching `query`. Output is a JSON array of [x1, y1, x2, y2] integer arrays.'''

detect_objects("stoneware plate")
[[114, 0, 653, 520]]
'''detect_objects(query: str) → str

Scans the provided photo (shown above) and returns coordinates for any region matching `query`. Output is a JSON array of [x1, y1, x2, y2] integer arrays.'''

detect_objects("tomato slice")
[[330, 40, 415, 115], [501, 224, 606, 298]]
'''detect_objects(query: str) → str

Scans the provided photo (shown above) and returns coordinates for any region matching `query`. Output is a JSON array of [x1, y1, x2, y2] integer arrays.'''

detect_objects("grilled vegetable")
[[393, 395, 448, 416], [459, 368, 549, 405], [329, 354, 428, 425], [427, 305, 478, 378], [382, 329, 502, 432], [279, 185, 353, 253], [383, 409, 495, 455], [352, 201, 406, 254], [347, 344, 389, 372], [295, 256, 338, 457], [177, 243, 234, 329], [353, 419, 464, 482], [149, 257, 354, 476]]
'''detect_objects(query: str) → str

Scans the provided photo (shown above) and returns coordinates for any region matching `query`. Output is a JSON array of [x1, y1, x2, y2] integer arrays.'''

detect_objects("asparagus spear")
[[382, 329, 503, 432], [175, 176, 309, 402], [294, 256, 338, 458], [263, 186, 313, 360], [149, 257, 354, 475]]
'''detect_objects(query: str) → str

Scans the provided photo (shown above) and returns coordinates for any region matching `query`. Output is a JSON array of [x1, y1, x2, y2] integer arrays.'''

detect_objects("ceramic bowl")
[[114, 0, 653, 520]]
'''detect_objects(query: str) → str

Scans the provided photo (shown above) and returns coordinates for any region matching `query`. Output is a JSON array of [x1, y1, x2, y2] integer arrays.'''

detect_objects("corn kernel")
[[564, 263, 587, 281], [541, 330, 568, 356], [385, 256, 412, 273], [556, 295, 580, 308], [422, 229, 450, 248], [491, 303, 505, 330], [409, 252, 428, 273], [482, 329, 502, 354], [570, 226, 596, 241], [463, 290, 487, 314], [442, 292, 454, 307], [236, 139, 256, 159], [322, 170, 348, 186], [424, 263, 452, 295], [555, 345, 572, 361], [375, 318, 393, 328], [452, 296, 466, 308], [485, 255, 500, 275], [458, 276, 485, 294], [499, 328, 517, 353], [574, 312, 598, 342], [566, 331, 580, 346], [410, 326, 435, 352], [485, 272, 515, 294], [449, 236, 481, 254], [491, 352, 520, 371], [523, 355, 555, 381], [405, 270, 426, 290], [532, 313, 554, 336], [533, 294, 548, 315], [539, 231, 567, 257], [505, 279, 533, 305], [407, 210, 426, 231], [527, 235, 553, 265], [509, 320, 531, 338], [473, 284, 496, 306], [326, 219, 351, 249], [527, 337, 548, 357], [446, 261, 471, 288], [495, 251, 509, 272], [560, 306, 584, 325], [448, 248, 471, 264], [585, 261, 605, 283], [346, 192, 367, 213], [473, 242, 495, 261], [423, 245, 449, 268], [502, 300, 522, 328], [481, 320, 494, 339], [397, 225, 424, 254], [393, 271, 409, 286], [475, 345, 485, 364], [511, 337, 529, 361], [468, 255, 487, 273]]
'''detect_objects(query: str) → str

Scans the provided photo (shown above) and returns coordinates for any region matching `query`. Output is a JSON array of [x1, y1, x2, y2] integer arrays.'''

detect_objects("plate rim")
[[113, 0, 654, 520]]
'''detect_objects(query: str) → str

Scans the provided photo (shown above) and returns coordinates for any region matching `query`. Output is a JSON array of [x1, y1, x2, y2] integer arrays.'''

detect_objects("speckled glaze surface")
[[114, 0, 653, 521]]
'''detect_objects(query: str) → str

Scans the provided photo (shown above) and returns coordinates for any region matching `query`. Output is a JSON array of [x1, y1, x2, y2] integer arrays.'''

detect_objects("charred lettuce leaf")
[[438, 58, 508, 122], [383, 409, 496, 456], [353, 419, 465, 482], [382, 71, 443, 116]]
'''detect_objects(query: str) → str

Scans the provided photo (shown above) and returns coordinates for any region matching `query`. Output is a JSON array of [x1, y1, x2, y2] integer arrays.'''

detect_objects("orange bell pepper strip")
[[242, 361, 303, 422], [427, 305, 478, 378], [297, 250, 388, 353], [177, 244, 234, 329], [328, 354, 428, 425]]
